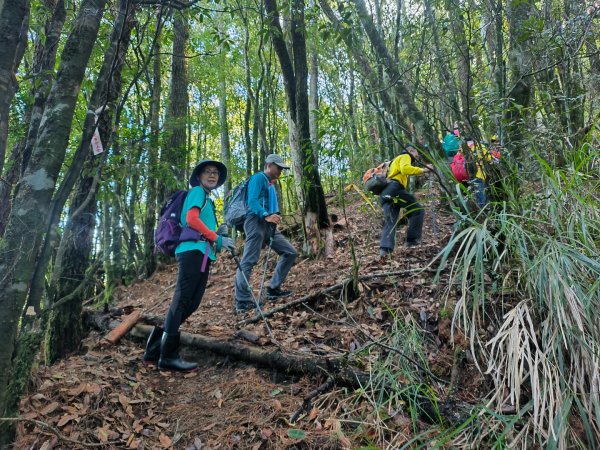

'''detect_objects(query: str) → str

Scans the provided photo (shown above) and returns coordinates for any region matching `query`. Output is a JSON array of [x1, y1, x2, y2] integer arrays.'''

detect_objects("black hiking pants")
[[379, 180, 424, 251], [164, 250, 211, 335]]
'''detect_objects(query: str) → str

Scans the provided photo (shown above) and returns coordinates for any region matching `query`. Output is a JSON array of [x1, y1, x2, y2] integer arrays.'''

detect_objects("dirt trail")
[[15, 190, 482, 449]]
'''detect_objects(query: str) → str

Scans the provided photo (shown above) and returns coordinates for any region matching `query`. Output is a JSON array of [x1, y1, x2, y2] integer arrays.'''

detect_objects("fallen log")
[[238, 268, 440, 326], [130, 324, 369, 388], [104, 309, 142, 344], [129, 324, 471, 425]]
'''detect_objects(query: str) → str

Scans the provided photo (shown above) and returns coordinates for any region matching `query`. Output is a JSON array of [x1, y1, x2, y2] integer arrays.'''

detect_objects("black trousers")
[[164, 250, 211, 335], [379, 181, 424, 250]]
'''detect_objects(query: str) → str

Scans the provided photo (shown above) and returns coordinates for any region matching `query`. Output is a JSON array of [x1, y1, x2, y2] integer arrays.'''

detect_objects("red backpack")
[[450, 152, 470, 182]]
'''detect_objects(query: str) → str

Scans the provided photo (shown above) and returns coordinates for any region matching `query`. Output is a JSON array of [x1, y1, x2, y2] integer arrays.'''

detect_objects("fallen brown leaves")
[[17, 189, 484, 449]]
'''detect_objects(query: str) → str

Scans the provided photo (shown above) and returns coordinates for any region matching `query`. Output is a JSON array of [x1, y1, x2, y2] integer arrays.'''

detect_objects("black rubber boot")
[[158, 332, 198, 372], [142, 326, 163, 365]]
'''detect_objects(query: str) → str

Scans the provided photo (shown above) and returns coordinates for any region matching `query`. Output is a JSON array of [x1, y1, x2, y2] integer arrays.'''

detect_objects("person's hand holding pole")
[[216, 224, 236, 255]]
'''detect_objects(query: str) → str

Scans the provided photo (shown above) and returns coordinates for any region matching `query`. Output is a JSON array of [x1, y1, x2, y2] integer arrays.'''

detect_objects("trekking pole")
[[429, 171, 438, 236], [229, 248, 274, 339], [217, 225, 274, 337]]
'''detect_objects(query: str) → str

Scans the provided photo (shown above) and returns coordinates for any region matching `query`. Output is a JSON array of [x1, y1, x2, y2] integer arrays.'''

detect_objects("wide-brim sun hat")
[[189, 160, 227, 188]]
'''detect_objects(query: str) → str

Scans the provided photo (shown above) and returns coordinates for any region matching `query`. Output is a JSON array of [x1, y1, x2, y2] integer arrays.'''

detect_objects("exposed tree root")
[[238, 268, 439, 325]]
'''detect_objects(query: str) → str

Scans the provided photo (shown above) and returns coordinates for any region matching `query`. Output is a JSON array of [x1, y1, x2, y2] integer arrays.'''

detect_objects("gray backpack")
[[223, 179, 249, 227]]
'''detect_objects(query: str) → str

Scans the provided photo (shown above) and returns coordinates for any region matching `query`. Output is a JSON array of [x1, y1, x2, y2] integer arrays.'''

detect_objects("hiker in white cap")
[[234, 154, 298, 313]]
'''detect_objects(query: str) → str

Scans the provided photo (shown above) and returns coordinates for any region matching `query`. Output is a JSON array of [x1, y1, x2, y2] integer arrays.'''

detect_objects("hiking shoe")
[[266, 287, 292, 300], [405, 240, 421, 248], [235, 302, 255, 314]]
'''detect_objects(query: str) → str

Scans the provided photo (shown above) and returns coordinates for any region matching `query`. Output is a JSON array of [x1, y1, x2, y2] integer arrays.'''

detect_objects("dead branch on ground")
[[238, 268, 439, 325]]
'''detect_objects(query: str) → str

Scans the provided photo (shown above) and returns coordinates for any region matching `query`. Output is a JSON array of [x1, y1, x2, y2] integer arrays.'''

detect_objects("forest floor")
[[15, 186, 488, 449]]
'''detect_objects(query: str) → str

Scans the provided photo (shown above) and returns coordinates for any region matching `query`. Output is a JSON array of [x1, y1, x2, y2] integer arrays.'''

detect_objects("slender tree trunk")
[[309, 48, 319, 163], [243, 87, 252, 176], [444, 0, 472, 124], [242, 15, 254, 176], [163, 12, 189, 190], [347, 0, 438, 153], [585, 23, 600, 115], [265, 0, 330, 256], [218, 80, 232, 191], [347, 67, 361, 155], [109, 139, 124, 285], [424, 0, 460, 123], [143, 33, 163, 277], [0, 0, 29, 174], [102, 201, 112, 298], [0, 0, 107, 434], [127, 144, 143, 270], [504, 0, 533, 161]]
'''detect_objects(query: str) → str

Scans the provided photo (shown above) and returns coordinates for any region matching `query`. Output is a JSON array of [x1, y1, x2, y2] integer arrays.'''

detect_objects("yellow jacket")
[[387, 154, 425, 188], [473, 146, 491, 181]]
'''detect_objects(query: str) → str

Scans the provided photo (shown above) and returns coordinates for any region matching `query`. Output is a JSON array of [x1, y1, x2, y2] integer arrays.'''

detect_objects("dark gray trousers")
[[379, 181, 424, 251], [234, 215, 298, 305]]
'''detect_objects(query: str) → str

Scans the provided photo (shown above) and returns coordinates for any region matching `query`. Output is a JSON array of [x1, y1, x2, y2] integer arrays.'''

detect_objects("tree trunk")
[[444, 0, 472, 124], [504, 0, 533, 161], [0, 0, 29, 175], [218, 79, 232, 191], [127, 151, 141, 270], [0, 0, 107, 433], [142, 36, 163, 278], [424, 0, 460, 124], [102, 201, 112, 298], [109, 139, 125, 285], [242, 14, 254, 176], [265, 0, 330, 256], [44, 167, 99, 363], [308, 48, 319, 163], [345, 0, 439, 153], [163, 12, 189, 189], [0, 0, 65, 237]]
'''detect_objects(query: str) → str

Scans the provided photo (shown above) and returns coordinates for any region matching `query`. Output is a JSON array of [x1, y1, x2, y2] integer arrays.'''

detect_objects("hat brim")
[[272, 162, 290, 169], [190, 160, 228, 188]]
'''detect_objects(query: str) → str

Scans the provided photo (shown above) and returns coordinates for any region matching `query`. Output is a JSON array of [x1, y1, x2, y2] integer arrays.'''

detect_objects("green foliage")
[[435, 144, 600, 447]]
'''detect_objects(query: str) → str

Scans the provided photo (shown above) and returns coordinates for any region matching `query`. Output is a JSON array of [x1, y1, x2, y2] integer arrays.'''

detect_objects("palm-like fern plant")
[[437, 146, 600, 448]]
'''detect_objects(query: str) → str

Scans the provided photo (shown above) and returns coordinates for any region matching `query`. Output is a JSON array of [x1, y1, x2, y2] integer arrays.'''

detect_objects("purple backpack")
[[155, 190, 210, 256], [155, 190, 188, 256]]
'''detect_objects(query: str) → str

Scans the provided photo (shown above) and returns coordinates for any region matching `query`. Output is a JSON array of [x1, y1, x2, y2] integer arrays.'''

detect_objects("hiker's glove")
[[217, 224, 229, 237], [221, 236, 235, 253]]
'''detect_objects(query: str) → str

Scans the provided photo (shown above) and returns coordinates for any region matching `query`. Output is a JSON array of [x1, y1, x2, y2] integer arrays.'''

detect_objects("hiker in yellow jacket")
[[466, 138, 490, 208], [379, 145, 433, 256]]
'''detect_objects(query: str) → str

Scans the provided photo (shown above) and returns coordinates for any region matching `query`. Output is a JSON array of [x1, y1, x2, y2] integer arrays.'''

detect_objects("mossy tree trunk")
[[0, 0, 29, 175], [265, 0, 330, 256], [0, 0, 107, 439], [45, 0, 135, 363]]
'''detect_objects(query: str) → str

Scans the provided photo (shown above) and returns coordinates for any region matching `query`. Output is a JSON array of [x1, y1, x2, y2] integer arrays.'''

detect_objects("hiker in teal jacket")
[[234, 154, 298, 313], [143, 160, 234, 372]]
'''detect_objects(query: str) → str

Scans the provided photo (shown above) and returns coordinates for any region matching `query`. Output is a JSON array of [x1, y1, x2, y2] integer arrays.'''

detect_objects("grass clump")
[[434, 145, 600, 448]]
